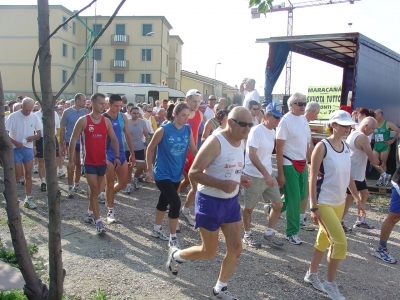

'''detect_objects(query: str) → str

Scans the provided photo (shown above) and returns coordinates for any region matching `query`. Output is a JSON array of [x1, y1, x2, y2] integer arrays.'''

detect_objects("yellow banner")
[[307, 85, 342, 119]]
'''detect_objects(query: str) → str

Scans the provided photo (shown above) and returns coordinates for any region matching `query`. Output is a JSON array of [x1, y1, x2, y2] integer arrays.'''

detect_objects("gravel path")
[[0, 173, 399, 300]]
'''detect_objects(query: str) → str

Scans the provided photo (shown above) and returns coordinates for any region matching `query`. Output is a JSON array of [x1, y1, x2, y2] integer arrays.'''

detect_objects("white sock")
[[172, 250, 185, 262], [170, 233, 177, 239], [108, 207, 114, 214], [181, 207, 189, 214], [265, 228, 274, 236], [41, 178, 46, 183], [300, 214, 306, 222], [244, 230, 252, 236], [87, 210, 93, 214], [95, 219, 101, 224], [154, 224, 161, 232], [214, 280, 227, 294]]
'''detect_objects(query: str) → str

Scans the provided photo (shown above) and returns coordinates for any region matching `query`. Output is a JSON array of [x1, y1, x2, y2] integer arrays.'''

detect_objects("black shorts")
[[346, 179, 368, 194], [126, 149, 145, 162], [84, 164, 107, 176], [35, 137, 59, 158]]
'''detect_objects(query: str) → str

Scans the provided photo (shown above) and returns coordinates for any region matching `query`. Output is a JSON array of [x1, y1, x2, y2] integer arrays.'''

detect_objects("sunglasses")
[[231, 118, 254, 128], [146, 110, 153, 113], [293, 102, 307, 107]]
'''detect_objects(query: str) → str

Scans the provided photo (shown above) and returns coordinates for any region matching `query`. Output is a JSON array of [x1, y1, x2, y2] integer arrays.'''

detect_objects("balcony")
[[110, 59, 129, 70], [111, 34, 129, 45]]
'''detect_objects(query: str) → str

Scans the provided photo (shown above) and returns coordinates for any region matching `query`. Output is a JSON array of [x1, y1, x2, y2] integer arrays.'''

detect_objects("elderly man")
[[218, 97, 228, 109], [276, 92, 311, 245], [5, 98, 42, 209], [242, 78, 260, 109], [204, 95, 217, 120], [166, 107, 252, 299]]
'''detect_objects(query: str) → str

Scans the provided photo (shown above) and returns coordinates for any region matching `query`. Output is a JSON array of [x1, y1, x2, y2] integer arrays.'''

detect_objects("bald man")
[[166, 107, 253, 299], [5, 97, 42, 209]]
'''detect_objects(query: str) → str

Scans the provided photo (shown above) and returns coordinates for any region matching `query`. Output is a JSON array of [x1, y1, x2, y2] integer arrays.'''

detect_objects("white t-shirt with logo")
[[35, 110, 60, 135], [244, 124, 275, 178], [242, 89, 260, 109], [5, 111, 42, 148]]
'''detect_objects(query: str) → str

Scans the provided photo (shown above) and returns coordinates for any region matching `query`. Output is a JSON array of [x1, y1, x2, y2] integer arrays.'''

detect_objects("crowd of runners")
[[2, 78, 400, 300]]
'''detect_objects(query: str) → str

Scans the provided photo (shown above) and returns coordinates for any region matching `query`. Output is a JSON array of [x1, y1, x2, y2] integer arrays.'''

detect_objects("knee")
[[273, 201, 283, 211], [228, 240, 243, 258], [202, 245, 218, 259], [24, 172, 32, 180], [387, 213, 400, 225], [242, 208, 253, 216], [168, 197, 181, 219]]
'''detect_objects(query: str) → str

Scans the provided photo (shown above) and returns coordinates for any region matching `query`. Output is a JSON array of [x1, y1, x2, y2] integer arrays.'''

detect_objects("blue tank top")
[[154, 122, 191, 182], [104, 112, 125, 158]]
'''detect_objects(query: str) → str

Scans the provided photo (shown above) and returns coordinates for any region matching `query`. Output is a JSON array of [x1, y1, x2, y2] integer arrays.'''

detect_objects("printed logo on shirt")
[[224, 164, 236, 168], [89, 124, 94, 132], [235, 169, 242, 174], [171, 143, 186, 156], [226, 153, 234, 162], [225, 169, 233, 178]]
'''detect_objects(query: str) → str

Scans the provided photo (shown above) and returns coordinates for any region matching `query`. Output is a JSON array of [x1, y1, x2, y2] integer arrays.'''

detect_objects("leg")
[[38, 157, 45, 180], [379, 150, 390, 173], [358, 189, 370, 219], [179, 227, 220, 260], [343, 193, 354, 219], [134, 162, 145, 179], [242, 208, 254, 232], [85, 174, 102, 220], [268, 200, 283, 229], [15, 162, 24, 183], [105, 161, 116, 207], [74, 150, 81, 184], [282, 165, 301, 236], [23, 159, 34, 196], [379, 212, 400, 243], [113, 161, 128, 195], [372, 150, 383, 175], [177, 171, 190, 194], [309, 248, 325, 274]]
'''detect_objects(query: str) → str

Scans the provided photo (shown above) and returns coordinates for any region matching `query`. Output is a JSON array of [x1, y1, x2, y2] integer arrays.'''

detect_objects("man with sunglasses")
[[166, 107, 253, 299], [276, 92, 311, 245]]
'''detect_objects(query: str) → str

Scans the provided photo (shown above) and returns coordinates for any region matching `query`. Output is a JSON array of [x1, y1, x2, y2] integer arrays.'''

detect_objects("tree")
[[248, 0, 274, 14]]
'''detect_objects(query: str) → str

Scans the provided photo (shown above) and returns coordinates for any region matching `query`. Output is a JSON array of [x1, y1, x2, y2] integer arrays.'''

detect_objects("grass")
[[368, 194, 391, 208], [0, 215, 41, 227], [0, 290, 28, 300], [0, 242, 38, 269]]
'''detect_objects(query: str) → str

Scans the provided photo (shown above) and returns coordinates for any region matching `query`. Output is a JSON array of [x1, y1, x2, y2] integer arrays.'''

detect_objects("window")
[[167, 31, 169, 43], [115, 49, 125, 60], [141, 49, 152, 61], [141, 74, 151, 84], [93, 24, 102, 35], [62, 16, 68, 31], [72, 47, 76, 60], [62, 70, 67, 83], [115, 74, 124, 83], [62, 43, 67, 57], [142, 24, 152, 36], [166, 54, 169, 66], [72, 22, 76, 35], [72, 75, 75, 85], [96, 73, 102, 82], [176, 42, 178, 53], [93, 49, 102, 60], [115, 24, 125, 35]]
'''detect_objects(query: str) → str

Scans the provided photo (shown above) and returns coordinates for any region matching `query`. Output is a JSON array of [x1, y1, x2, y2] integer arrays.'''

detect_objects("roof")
[[170, 35, 184, 45], [223, 84, 239, 91], [181, 70, 226, 85]]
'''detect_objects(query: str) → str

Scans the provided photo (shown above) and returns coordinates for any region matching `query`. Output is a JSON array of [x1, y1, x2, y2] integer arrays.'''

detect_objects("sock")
[[170, 233, 177, 239], [357, 216, 365, 223], [95, 219, 101, 224], [68, 185, 73, 190], [181, 207, 189, 214], [172, 250, 185, 262], [154, 224, 161, 232], [41, 178, 46, 183], [379, 240, 387, 248], [300, 214, 306, 222], [74, 183, 79, 187], [382, 172, 386, 177], [244, 230, 252, 236], [108, 207, 114, 214], [87, 210, 93, 215], [127, 183, 131, 188], [265, 228, 274, 236], [214, 280, 227, 294]]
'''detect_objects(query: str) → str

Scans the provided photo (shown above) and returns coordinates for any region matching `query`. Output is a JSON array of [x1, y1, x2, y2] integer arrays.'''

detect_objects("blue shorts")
[[84, 165, 107, 176], [66, 142, 81, 152], [13, 147, 34, 164], [107, 154, 126, 166], [194, 191, 241, 231], [389, 186, 400, 214]]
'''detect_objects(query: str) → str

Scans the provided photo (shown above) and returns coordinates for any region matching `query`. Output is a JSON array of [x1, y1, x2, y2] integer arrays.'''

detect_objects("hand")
[[220, 180, 239, 194], [277, 173, 286, 187], [26, 136, 35, 142], [59, 146, 65, 157], [311, 210, 320, 225], [67, 161, 75, 173], [146, 170, 154, 182], [114, 158, 121, 169], [263, 173, 274, 186], [33, 148, 37, 156], [129, 154, 136, 167], [14, 141, 23, 148], [241, 175, 252, 189], [385, 139, 394, 146]]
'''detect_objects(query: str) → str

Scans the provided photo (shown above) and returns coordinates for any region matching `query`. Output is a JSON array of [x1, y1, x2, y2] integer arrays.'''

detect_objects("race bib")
[[375, 134, 384, 142]]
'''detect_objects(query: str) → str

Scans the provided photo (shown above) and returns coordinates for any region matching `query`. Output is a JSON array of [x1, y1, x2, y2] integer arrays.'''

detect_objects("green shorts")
[[373, 142, 390, 153]]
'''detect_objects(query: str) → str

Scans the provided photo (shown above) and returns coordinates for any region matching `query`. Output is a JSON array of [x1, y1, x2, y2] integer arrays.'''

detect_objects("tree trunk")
[[0, 74, 48, 299], [37, 1, 65, 299]]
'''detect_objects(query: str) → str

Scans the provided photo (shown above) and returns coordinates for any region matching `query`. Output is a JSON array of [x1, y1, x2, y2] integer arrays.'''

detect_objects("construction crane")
[[252, 0, 360, 95]]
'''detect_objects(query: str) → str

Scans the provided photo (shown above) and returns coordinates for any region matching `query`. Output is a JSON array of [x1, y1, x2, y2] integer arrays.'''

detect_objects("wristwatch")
[[310, 207, 318, 212]]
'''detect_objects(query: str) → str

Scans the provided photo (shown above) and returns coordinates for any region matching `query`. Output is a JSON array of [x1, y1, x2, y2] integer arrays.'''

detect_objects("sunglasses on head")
[[293, 102, 306, 107], [231, 118, 254, 128]]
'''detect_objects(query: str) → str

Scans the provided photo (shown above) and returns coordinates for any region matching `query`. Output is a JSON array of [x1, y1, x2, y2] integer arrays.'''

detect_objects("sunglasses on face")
[[146, 110, 153, 113], [293, 102, 306, 107], [231, 118, 254, 128]]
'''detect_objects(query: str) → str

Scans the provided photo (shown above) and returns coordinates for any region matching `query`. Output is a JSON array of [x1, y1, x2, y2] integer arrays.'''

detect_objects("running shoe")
[[376, 176, 384, 186], [107, 211, 116, 224], [384, 174, 392, 186], [40, 182, 47, 192], [242, 234, 261, 248], [132, 178, 139, 191], [98, 192, 106, 204], [165, 246, 181, 279], [300, 220, 318, 231], [125, 184, 131, 195], [33, 165, 38, 174], [210, 287, 238, 300], [19, 176, 25, 185], [353, 222, 374, 230], [179, 187, 189, 196], [285, 234, 302, 245], [324, 281, 345, 300], [304, 271, 327, 293], [96, 220, 106, 235], [169, 237, 180, 249], [24, 197, 37, 209], [263, 232, 284, 248], [57, 169, 66, 178], [68, 186, 74, 199], [341, 222, 352, 234], [84, 212, 95, 225], [180, 209, 195, 226], [264, 203, 272, 215], [151, 228, 169, 241], [374, 246, 397, 264], [137, 173, 146, 182], [73, 184, 81, 193]]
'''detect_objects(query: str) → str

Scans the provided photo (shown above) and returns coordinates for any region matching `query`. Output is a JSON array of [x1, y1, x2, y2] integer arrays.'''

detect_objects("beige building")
[[181, 70, 225, 99], [0, 5, 183, 98]]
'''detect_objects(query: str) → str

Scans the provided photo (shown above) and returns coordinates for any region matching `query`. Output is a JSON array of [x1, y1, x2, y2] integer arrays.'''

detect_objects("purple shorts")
[[194, 191, 241, 232]]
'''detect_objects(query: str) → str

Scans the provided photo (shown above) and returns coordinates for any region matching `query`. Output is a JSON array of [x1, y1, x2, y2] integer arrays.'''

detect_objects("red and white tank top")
[[83, 115, 108, 166]]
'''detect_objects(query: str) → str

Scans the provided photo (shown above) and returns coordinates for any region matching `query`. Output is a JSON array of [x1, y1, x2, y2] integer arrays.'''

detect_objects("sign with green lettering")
[[307, 85, 342, 119]]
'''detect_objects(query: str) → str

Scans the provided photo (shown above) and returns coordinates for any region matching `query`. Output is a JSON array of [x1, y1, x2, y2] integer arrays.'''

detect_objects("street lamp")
[[144, 31, 154, 84], [214, 62, 221, 95]]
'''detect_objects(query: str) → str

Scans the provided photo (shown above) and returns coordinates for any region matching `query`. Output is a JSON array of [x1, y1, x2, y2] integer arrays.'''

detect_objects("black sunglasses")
[[293, 102, 306, 107], [231, 118, 254, 128]]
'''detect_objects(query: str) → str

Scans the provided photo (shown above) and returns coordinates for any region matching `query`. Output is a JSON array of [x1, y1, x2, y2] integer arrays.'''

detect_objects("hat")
[[168, 100, 175, 106], [186, 89, 201, 97], [208, 95, 217, 101], [329, 110, 355, 125], [266, 102, 283, 118], [200, 100, 207, 105], [138, 107, 144, 115]]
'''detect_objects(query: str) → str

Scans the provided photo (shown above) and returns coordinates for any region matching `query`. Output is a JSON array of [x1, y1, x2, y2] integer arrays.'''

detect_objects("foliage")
[[249, 0, 274, 14], [0, 290, 28, 300], [0, 242, 38, 269]]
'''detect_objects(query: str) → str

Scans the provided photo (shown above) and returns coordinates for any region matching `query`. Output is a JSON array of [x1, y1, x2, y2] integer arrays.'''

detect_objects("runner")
[[304, 110, 360, 300], [103, 94, 135, 224], [201, 102, 225, 143], [60, 93, 89, 198], [165, 107, 252, 300], [204, 95, 217, 120], [145, 103, 197, 246], [68, 93, 120, 235], [247, 100, 261, 125]]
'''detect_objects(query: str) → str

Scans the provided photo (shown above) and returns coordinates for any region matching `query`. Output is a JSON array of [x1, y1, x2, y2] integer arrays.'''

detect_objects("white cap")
[[186, 89, 201, 97], [329, 110, 355, 126]]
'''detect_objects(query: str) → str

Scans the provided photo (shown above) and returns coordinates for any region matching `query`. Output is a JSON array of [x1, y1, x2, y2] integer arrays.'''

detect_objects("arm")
[[201, 120, 213, 144], [26, 130, 42, 142], [248, 146, 274, 186], [123, 114, 135, 166], [145, 127, 164, 182], [309, 142, 325, 224], [141, 119, 150, 144], [188, 129, 198, 158], [357, 134, 380, 165], [59, 125, 66, 155], [386, 122, 400, 145], [275, 139, 286, 187], [105, 118, 120, 168], [68, 117, 86, 167]]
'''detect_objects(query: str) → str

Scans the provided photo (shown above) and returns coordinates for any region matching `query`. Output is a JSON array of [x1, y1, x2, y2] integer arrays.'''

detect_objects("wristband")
[[310, 207, 318, 212]]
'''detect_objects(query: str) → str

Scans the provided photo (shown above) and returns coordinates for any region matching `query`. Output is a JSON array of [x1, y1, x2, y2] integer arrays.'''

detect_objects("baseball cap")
[[200, 100, 207, 105], [266, 102, 283, 118], [138, 107, 144, 115], [186, 89, 201, 97], [329, 110, 355, 125]]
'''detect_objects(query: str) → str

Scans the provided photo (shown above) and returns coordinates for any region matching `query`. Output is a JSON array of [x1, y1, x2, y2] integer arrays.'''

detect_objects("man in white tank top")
[[165, 107, 253, 300], [343, 117, 381, 231]]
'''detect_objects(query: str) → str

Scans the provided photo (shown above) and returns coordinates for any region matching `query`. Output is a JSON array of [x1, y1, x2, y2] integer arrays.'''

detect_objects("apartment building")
[[0, 5, 183, 98]]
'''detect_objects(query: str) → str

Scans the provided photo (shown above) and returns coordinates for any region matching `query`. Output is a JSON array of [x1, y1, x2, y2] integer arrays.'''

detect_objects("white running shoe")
[[169, 237, 180, 249], [107, 211, 117, 224], [180, 209, 195, 226], [125, 184, 132, 195], [324, 281, 346, 300], [96, 221, 106, 235], [165, 246, 181, 279], [304, 271, 327, 293], [98, 192, 106, 204], [68, 186, 74, 199], [24, 196, 37, 209], [33, 165, 38, 174], [57, 169, 66, 178], [151, 228, 169, 241], [285, 234, 302, 245]]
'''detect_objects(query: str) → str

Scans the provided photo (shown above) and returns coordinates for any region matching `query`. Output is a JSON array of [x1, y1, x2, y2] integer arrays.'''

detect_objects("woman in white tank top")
[[305, 110, 360, 299]]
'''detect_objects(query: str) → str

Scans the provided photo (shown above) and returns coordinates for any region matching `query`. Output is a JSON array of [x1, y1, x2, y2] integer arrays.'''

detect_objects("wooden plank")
[[365, 179, 391, 195]]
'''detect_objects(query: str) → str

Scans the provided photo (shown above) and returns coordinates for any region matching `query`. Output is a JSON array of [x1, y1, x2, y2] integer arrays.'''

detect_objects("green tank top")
[[374, 120, 390, 145], [210, 118, 219, 129]]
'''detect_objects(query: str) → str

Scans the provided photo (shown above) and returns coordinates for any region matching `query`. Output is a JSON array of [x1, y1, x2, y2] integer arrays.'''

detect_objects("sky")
[[3, 0, 400, 96]]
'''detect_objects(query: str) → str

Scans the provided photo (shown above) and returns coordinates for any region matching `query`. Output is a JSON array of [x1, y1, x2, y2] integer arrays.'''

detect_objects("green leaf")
[[258, 1, 267, 13]]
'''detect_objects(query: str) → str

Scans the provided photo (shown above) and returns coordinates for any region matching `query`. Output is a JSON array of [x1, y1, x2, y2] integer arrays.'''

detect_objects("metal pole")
[[145, 34, 147, 83], [214, 62, 221, 96]]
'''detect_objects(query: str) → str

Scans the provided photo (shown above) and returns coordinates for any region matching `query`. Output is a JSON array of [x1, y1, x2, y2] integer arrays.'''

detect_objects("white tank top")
[[316, 139, 351, 205], [346, 131, 368, 181], [198, 132, 244, 199]]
